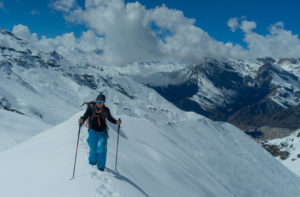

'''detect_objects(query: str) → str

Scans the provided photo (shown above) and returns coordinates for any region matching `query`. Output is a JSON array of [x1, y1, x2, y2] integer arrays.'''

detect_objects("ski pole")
[[115, 118, 121, 171], [71, 123, 82, 180]]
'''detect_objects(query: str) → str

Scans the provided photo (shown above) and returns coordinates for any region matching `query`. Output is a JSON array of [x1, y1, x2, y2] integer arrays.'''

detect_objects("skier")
[[78, 93, 121, 171]]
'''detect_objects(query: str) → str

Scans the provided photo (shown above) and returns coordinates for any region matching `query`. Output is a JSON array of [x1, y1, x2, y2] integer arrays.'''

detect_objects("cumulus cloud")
[[11, 1, 300, 66], [12, 23, 104, 65], [240, 20, 256, 33], [49, 0, 247, 65], [63, 1, 165, 64], [146, 5, 247, 62], [27, 29, 105, 65], [37, 32, 77, 52], [227, 17, 239, 32], [12, 24, 38, 42], [242, 21, 300, 58], [225, 17, 300, 58]]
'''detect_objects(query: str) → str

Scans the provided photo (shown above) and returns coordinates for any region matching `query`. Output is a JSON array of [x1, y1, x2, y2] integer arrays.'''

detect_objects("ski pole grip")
[[118, 118, 121, 128]]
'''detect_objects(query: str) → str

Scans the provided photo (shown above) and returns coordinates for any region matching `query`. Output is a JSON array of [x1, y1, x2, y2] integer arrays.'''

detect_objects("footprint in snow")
[[91, 171, 120, 197]]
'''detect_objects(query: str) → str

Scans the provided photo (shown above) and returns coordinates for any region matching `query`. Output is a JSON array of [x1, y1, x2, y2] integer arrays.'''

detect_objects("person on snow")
[[78, 93, 121, 171]]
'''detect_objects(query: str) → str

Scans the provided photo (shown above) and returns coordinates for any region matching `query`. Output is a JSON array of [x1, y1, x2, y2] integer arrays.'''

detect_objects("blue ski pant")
[[87, 129, 108, 170]]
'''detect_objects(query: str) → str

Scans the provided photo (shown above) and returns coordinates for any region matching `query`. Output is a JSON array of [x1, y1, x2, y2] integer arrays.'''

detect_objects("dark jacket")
[[81, 102, 117, 132]]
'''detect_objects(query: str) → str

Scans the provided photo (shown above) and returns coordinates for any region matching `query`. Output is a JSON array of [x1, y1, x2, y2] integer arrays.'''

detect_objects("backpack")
[[81, 101, 110, 134]]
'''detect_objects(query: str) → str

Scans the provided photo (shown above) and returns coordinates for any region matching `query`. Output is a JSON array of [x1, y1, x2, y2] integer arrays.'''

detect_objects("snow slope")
[[0, 110, 50, 151], [0, 53, 91, 150], [1, 28, 95, 150], [1, 109, 300, 197]]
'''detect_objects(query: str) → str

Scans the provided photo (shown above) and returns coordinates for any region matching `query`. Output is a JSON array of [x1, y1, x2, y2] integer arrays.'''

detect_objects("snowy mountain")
[[278, 58, 300, 79], [3, 26, 300, 143], [125, 58, 300, 140], [1, 27, 300, 196], [0, 28, 93, 149]]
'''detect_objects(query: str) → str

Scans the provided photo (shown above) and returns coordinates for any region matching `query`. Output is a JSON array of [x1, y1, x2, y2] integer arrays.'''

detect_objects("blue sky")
[[1, 0, 299, 47], [0, 0, 86, 38]]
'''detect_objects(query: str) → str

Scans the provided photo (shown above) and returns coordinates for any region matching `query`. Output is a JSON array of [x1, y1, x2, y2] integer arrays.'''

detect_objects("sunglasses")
[[96, 100, 105, 103]]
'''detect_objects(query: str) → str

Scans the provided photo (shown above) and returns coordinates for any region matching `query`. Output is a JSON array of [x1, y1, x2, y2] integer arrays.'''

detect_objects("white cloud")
[[30, 9, 40, 15], [49, 0, 77, 12], [37, 32, 77, 52], [268, 21, 284, 33], [12, 24, 38, 42], [242, 21, 300, 58], [50, 0, 247, 65], [227, 17, 239, 32], [60, 1, 167, 64], [240, 20, 256, 33], [146, 5, 247, 62]]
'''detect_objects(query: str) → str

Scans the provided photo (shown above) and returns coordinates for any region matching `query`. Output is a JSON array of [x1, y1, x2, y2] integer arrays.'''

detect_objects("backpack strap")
[[81, 101, 96, 129], [88, 102, 96, 129]]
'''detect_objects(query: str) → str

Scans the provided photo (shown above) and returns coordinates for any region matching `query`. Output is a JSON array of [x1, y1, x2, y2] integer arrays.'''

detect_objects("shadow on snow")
[[105, 167, 150, 197]]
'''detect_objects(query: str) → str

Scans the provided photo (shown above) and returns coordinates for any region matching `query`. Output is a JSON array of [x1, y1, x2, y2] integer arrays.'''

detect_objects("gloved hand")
[[78, 118, 84, 125]]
